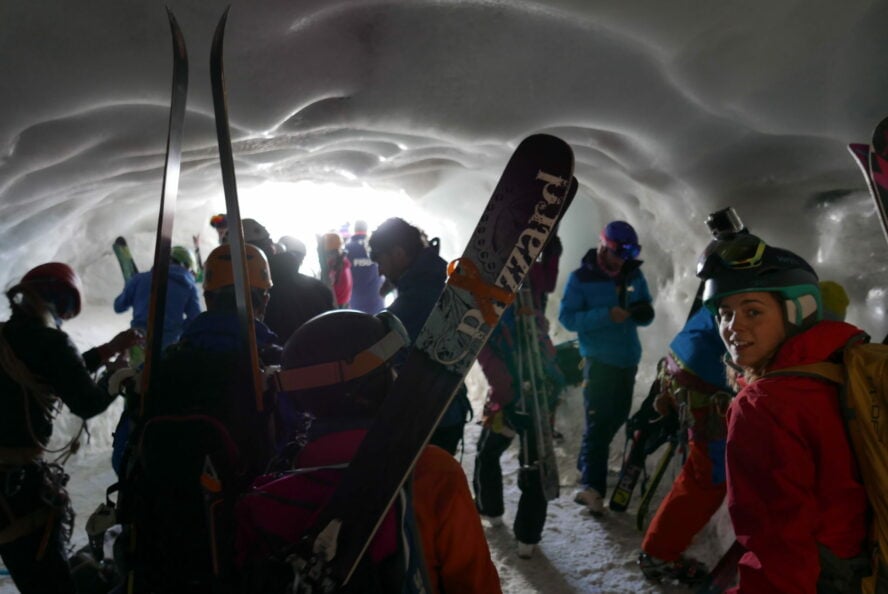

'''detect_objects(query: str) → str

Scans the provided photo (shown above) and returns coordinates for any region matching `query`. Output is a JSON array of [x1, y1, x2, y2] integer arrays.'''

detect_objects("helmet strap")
[[274, 328, 406, 392]]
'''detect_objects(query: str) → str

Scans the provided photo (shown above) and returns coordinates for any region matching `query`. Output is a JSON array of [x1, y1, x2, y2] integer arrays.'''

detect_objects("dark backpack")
[[117, 414, 245, 594]]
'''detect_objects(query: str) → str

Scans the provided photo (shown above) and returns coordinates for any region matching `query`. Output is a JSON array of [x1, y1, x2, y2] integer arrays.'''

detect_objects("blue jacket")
[[113, 265, 201, 348], [345, 233, 385, 314], [668, 307, 729, 392], [558, 249, 654, 368], [387, 240, 469, 427]]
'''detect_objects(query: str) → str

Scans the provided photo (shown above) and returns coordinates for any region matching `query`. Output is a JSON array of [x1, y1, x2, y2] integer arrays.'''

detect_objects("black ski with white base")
[[287, 134, 575, 591]]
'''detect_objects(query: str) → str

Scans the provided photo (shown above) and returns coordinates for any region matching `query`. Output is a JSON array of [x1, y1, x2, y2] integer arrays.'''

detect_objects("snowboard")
[[286, 134, 575, 590], [113, 236, 138, 282]]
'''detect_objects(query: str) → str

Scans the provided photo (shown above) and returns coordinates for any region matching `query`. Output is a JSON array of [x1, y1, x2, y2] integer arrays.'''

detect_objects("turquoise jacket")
[[558, 249, 654, 368]]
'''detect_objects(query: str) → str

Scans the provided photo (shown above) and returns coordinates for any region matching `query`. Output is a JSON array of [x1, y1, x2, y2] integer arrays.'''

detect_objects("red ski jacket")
[[726, 321, 867, 594]]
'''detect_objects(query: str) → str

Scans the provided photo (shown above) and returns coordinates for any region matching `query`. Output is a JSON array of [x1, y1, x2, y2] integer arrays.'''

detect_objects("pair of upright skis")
[[132, 6, 263, 415], [138, 7, 577, 592]]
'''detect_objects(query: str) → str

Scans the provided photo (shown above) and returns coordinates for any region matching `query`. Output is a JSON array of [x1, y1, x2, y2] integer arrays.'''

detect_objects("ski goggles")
[[599, 232, 641, 260], [210, 214, 227, 229], [696, 234, 766, 278], [273, 311, 410, 392]]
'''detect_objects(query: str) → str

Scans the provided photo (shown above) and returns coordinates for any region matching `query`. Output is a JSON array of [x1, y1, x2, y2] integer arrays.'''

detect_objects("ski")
[[113, 236, 139, 282], [210, 7, 265, 412], [636, 434, 679, 531], [849, 142, 888, 246], [695, 540, 745, 594], [516, 286, 560, 500], [871, 116, 888, 243], [849, 115, 888, 246], [138, 8, 188, 409], [192, 233, 204, 282], [279, 134, 575, 590]]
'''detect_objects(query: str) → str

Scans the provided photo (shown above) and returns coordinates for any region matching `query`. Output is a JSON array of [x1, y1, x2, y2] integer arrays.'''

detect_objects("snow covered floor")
[[0, 366, 732, 594]]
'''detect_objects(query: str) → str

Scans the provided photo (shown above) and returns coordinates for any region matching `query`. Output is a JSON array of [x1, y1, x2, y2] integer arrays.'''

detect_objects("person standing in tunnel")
[[264, 236, 336, 345], [697, 237, 868, 593], [368, 217, 472, 455], [321, 231, 353, 309], [110, 244, 202, 476], [345, 219, 386, 314], [0, 263, 138, 594], [559, 221, 654, 515]]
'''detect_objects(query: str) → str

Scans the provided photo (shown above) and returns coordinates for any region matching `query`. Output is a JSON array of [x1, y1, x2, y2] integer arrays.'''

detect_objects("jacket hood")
[[167, 263, 195, 287], [767, 320, 864, 371]]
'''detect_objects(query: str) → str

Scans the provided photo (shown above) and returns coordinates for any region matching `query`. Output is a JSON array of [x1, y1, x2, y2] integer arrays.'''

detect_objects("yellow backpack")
[[770, 334, 888, 593]]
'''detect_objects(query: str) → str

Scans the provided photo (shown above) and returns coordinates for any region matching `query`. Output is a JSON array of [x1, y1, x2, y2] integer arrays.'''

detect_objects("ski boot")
[[638, 552, 707, 586]]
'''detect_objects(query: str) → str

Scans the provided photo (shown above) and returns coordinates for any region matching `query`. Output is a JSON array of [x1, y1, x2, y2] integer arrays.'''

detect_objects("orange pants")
[[641, 439, 726, 562]]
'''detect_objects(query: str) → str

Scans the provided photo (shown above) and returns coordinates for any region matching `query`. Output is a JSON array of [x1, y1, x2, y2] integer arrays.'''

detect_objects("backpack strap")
[[764, 362, 845, 385]]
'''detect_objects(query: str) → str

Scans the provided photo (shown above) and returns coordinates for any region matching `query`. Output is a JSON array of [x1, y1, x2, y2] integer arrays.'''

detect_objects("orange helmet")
[[203, 244, 273, 292]]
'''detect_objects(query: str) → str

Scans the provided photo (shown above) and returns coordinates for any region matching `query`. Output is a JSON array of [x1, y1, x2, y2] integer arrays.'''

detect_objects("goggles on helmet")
[[599, 231, 640, 260], [696, 234, 766, 278], [273, 311, 409, 392]]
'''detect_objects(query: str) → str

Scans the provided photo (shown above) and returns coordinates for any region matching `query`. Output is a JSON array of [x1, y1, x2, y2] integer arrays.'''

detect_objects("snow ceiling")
[[1, 0, 887, 337]]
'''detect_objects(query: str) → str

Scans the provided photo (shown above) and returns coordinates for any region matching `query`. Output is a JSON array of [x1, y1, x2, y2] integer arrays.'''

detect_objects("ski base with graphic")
[[289, 134, 575, 591]]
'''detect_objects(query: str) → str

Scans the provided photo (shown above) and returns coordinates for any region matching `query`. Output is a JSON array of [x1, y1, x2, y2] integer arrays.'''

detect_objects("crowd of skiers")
[[0, 207, 885, 594]]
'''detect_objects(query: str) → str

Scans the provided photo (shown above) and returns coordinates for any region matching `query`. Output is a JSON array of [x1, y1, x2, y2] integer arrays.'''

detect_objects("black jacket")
[[265, 252, 336, 345], [0, 311, 113, 449]]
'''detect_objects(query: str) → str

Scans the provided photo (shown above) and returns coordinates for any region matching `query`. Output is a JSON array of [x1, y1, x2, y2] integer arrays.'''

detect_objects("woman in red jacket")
[[697, 235, 869, 594]]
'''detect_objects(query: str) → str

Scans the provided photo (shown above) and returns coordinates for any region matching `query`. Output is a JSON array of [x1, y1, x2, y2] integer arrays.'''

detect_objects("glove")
[[108, 367, 140, 396], [627, 302, 654, 324], [98, 328, 144, 363]]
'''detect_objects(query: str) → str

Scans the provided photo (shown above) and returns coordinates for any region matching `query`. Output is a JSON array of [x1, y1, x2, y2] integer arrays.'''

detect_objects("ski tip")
[[164, 6, 188, 69], [213, 5, 232, 47], [114, 236, 127, 245]]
